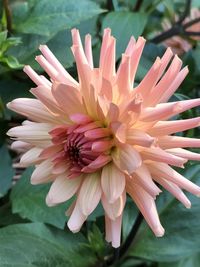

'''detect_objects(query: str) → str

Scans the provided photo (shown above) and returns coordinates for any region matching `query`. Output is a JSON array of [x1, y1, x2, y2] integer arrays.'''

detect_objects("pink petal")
[[20, 147, 43, 166], [127, 182, 165, 237], [52, 83, 85, 115], [148, 55, 182, 106], [31, 159, 54, 185], [82, 155, 111, 172], [101, 163, 125, 203], [147, 162, 200, 196], [127, 129, 154, 147], [39, 45, 78, 86], [140, 102, 178, 122], [78, 172, 101, 216], [133, 164, 161, 197], [134, 57, 161, 98], [84, 34, 93, 68], [46, 174, 82, 206], [165, 148, 200, 161], [112, 144, 142, 175], [7, 98, 60, 124], [153, 176, 191, 208], [24, 65, 49, 87], [67, 201, 87, 233], [148, 117, 200, 136], [158, 135, 200, 149], [111, 214, 123, 248], [101, 191, 126, 220], [140, 147, 187, 167]]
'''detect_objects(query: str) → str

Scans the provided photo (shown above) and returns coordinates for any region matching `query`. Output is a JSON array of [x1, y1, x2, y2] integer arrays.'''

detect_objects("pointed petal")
[[67, 201, 87, 233], [101, 191, 126, 220], [148, 117, 200, 136], [112, 144, 142, 175], [78, 172, 101, 216], [31, 159, 54, 184], [147, 162, 200, 196], [101, 163, 125, 203], [52, 83, 85, 115], [46, 174, 82, 206], [127, 182, 164, 237]]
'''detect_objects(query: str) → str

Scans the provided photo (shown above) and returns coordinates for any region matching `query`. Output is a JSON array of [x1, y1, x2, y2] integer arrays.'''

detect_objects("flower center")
[[50, 123, 113, 178]]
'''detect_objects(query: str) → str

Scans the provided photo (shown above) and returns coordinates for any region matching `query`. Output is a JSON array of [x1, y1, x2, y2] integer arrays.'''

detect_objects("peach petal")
[[127, 182, 165, 237], [39, 45, 78, 86], [147, 162, 200, 196], [111, 214, 123, 248], [20, 147, 43, 166], [127, 129, 154, 147], [165, 148, 200, 161], [101, 163, 125, 203], [149, 55, 182, 106], [46, 174, 82, 206], [101, 191, 126, 220], [112, 144, 142, 175], [67, 201, 87, 233], [153, 176, 191, 208], [7, 98, 59, 124], [158, 136, 200, 149], [78, 172, 101, 216], [133, 164, 161, 198], [23, 65, 48, 87], [84, 34, 93, 68], [52, 83, 85, 115], [148, 117, 200, 136], [31, 159, 54, 185], [140, 147, 187, 167]]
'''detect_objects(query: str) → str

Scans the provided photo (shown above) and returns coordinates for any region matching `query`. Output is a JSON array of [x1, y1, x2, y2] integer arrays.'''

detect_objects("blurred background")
[[0, 0, 200, 266]]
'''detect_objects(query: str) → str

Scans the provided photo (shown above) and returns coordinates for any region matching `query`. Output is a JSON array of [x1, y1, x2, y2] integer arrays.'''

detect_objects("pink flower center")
[[50, 123, 113, 178]]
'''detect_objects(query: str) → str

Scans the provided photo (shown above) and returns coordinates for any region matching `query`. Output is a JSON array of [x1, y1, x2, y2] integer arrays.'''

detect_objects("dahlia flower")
[[7, 28, 200, 248], [162, 8, 200, 55]]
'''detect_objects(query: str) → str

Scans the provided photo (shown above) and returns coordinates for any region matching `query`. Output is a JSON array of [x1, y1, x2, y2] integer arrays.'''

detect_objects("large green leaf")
[[10, 167, 103, 228], [10, 167, 70, 229], [14, 0, 103, 36], [102, 11, 148, 58], [0, 145, 14, 197], [9, 0, 103, 65], [159, 253, 200, 267], [129, 164, 200, 262], [0, 223, 88, 267]]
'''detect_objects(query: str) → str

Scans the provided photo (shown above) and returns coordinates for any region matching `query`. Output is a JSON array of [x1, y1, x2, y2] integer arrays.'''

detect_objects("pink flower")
[[162, 8, 200, 55], [7, 28, 200, 248]]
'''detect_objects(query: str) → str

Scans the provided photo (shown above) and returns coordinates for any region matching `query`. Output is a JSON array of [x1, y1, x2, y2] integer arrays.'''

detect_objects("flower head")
[[162, 8, 200, 55], [7, 28, 200, 248]]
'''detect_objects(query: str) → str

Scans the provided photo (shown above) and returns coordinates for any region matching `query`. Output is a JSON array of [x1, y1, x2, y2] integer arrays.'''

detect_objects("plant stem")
[[3, 0, 12, 34], [150, 0, 200, 44], [104, 211, 143, 266], [133, 0, 144, 12]]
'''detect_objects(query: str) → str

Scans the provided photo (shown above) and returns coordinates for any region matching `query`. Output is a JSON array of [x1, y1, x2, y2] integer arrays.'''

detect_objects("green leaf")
[[0, 55, 24, 69], [9, 1, 102, 67], [129, 164, 200, 262], [102, 11, 148, 58], [0, 203, 28, 226], [10, 167, 70, 229], [0, 223, 87, 267], [0, 79, 31, 119], [14, 0, 104, 36], [0, 145, 14, 197], [159, 253, 200, 267]]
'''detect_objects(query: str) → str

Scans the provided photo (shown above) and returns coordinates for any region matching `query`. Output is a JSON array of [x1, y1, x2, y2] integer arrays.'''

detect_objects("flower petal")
[[101, 163, 125, 203], [78, 172, 101, 216], [112, 144, 142, 175], [46, 174, 82, 206]]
